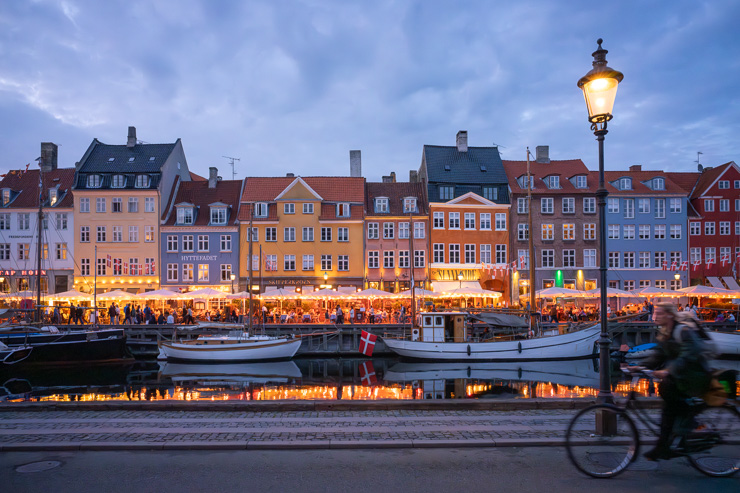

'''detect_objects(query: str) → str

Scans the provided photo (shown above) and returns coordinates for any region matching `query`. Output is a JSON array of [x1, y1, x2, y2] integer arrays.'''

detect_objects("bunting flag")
[[144, 262, 150, 275], [123, 262, 129, 275], [706, 258, 715, 268], [519, 255, 526, 269], [510, 260, 517, 272], [106, 254, 112, 267], [679, 261, 688, 271], [661, 261, 668, 271], [150, 259, 156, 274], [669, 261, 677, 271], [693, 259, 702, 271], [720, 254, 730, 267]]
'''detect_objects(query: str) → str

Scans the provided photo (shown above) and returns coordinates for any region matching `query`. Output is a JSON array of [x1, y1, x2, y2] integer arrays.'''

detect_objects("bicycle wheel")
[[566, 404, 639, 478], [686, 404, 740, 477]]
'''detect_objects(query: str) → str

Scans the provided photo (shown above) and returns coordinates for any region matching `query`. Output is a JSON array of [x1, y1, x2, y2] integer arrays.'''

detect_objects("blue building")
[[160, 168, 242, 295], [600, 167, 689, 292]]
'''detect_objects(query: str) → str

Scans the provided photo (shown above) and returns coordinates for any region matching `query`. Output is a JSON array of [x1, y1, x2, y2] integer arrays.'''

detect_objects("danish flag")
[[706, 257, 715, 268], [679, 261, 688, 271], [720, 254, 730, 267], [106, 254, 112, 267], [662, 261, 668, 271], [693, 259, 702, 271], [359, 330, 377, 357], [510, 260, 517, 272], [150, 259, 156, 274], [670, 261, 677, 271], [519, 256, 526, 269], [359, 361, 377, 386], [123, 262, 129, 275]]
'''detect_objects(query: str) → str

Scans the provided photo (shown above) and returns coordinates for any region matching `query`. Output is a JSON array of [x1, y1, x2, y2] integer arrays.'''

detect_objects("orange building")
[[429, 192, 511, 300]]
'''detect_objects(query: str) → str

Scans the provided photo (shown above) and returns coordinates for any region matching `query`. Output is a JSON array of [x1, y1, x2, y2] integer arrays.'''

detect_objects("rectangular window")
[[338, 227, 349, 242], [690, 247, 701, 265], [719, 199, 730, 212], [562, 197, 575, 214], [80, 258, 90, 276], [284, 255, 296, 271], [607, 198, 619, 213], [518, 249, 529, 269], [482, 187, 497, 201], [517, 197, 528, 214], [518, 224, 528, 241], [576, 175, 588, 189], [283, 203, 295, 214], [128, 226, 139, 243], [654, 199, 665, 218], [583, 197, 596, 214], [113, 226, 122, 242], [399, 222, 410, 239], [655, 280, 667, 290], [464, 213, 475, 230], [182, 235, 194, 252], [80, 198, 90, 213], [321, 254, 333, 270], [198, 264, 209, 282], [338, 255, 349, 271], [449, 244, 460, 264], [623, 224, 635, 240], [584, 223, 596, 240], [433, 244, 444, 263], [336, 203, 350, 217], [736, 199, 740, 211], [541, 198, 554, 214], [439, 186, 454, 200], [654, 224, 666, 239], [704, 199, 714, 212], [736, 222, 740, 235], [17, 243, 29, 260], [80, 226, 90, 243], [638, 198, 650, 214], [495, 213, 506, 231], [542, 250, 554, 268], [414, 250, 425, 268], [265, 227, 277, 242], [413, 222, 425, 239], [368, 251, 379, 269], [495, 244, 507, 264], [97, 258, 106, 276], [382, 223, 394, 239], [563, 249, 576, 268], [639, 280, 650, 289], [542, 224, 554, 241], [56, 213, 68, 230], [145, 197, 155, 213], [623, 199, 635, 219], [182, 264, 194, 282], [127, 197, 138, 213], [670, 224, 682, 239], [690, 222, 701, 235], [705, 222, 715, 235], [167, 235, 178, 252], [654, 251, 666, 268], [584, 249, 596, 268], [112, 197, 122, 213], [464, 244, 476, 264], [623, 280, 635, 291], [302, 227, 314, 242], [480, 244, 491, 264], [210, 207, 227, 224], [608, 252, 620, 268], [433, 212, 444, 229], [284, 227, 296, 242], [302, 254, 314, 271], [383, 251, 394, 269], [375, 198, 389, 213], [563, 224, 575, 240], [639, 251, 650, 268], [398, 250, 410, 268], [55, 243, 67, 260], [220, 264, 233, 282], [265, 255, 277, 271], [255, 203, 268, 217], [705, 248, 716, 264], [0, 243, 9, 260], [303, 203, 314, 214], [719, 180, 730, 189], [96, 197, 106, 213], [480, 213, 491, 230], [623, 252, 635, 268], [145, 226, 154, 242], [670, 251, 682, 265], [669, 198, 681, 213], [448, 212, 460, 229], [18, 213, 30, 230], [112, 258, 122, 276], [367, 223, 379, 239], [198, 235, 209, 252], [129, 258, 139, 276], [719, 221, 730, 235], [247, 227, 257, 242], [96, 226, 106, 242], [608, 224, 620, 239]]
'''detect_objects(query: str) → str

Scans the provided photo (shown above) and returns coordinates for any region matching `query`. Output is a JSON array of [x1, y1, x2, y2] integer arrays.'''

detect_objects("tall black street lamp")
[[578, 39, 623, 405]]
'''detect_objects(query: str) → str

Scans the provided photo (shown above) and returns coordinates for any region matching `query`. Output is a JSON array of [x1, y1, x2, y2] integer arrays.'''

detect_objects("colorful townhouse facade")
[[679, 161, 740, 289], [0, 143, 75, 294], [599, 166, 689, 291], [159, 168, 242, 293], [72, 127, 191, 294], [238, 176, 366, 293], [503, 152, 600, 302], [364, 181, 429, 292]]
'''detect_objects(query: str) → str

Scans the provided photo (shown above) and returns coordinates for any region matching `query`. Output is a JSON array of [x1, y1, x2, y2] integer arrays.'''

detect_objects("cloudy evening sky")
[[1, 0, 738, 181]]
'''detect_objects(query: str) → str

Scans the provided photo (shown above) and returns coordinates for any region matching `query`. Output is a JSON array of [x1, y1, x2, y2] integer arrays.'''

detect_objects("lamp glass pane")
[[582, 77, 619, 119]]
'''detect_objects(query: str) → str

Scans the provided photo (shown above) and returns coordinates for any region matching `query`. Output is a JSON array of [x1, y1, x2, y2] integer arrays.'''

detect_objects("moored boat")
[[707, 330, 740, 357], [158, 360, 302, 384], [157, 333, 302, 362]]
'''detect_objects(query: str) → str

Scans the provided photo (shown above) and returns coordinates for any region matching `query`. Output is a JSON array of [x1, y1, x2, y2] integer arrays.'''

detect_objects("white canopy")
[[353, 288, 395, 298], [393, 288, 438, 298], [138, 289, 187, 300], [675, 285, 737, 297], [585, 287, 640, 298], [96, 289, 138, 301], [181, 288, 229, 299], [261, 288, 302, 299], [535, 287, 590, 298], [0, 290, 36, 299], [440, 287, 502, 298], [304, 288, 349, 298], [45, 289, 93, 300], [630, 287, 682, 298], [225, 290, 251, 299]]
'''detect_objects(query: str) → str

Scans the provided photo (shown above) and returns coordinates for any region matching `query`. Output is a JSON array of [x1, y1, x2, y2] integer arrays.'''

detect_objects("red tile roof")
[[190, 171, 207, 181], [240, 176, 365, 203], [365, 182, 428, 216], [689, 162, 736, 199], [163, 179, 242, 226], [238, 203, 279, 222], [0, 168, 75, 209], [503, 159, 596, 194], [593, 170, 687, 195], [665, 172, 700, 194]]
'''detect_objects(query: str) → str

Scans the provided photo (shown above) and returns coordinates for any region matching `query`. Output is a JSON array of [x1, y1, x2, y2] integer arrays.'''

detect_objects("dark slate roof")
[[163, 179, 242, 226], [78, 139, 176, 173], [365, 182, 429, 216], [423, 145, 509, 203], [74, 172, 162, 190], [0, 168, 75, 209]]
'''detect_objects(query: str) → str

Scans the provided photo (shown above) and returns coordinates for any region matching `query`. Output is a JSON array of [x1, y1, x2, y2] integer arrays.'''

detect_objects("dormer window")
[[576, 175, 587, 189], [87, 175, 102, 188], [210, 206, 227, 225], [177, 207, 194, 225], [2, 189, 10, 206], [403, 197, 417, 213], [652, 177, 664, 190], [337, 203, 350, 218], [111, 175, 126, 188], [49, 188, 58, 206], [517, 176, 535, 189], [547, 176, 560, 189], [254, 203, 268, 217], [135, 175, 150, 188], [619, 177, 632, 190], [482, 187, 497, 201], [375, 198, 389, 213]]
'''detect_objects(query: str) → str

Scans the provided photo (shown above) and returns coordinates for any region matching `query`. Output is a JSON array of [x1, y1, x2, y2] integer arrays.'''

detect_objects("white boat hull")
[[157, 337, 302, 362], [383, 326, 600, 361], [158, 361, 302, 384], [708, 331, 740, 356]]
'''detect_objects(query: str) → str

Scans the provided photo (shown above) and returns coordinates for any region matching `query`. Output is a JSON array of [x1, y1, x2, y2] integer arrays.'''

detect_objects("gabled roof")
[[162, 179, 242, 226], [423, 145, 507, 185], [0, 168, 75, 209], [240, 177, 365, 203], [189, 171, 207, 181], [443, 191, 497, 206], [365, 182, 428, 216], [690, 161, 738, 199], [274, 177, 324, 201], [665, 172, 700, 194], [592, 170, 687, 195], [76, 138, 176, 174], [503, 159, 595, 195]]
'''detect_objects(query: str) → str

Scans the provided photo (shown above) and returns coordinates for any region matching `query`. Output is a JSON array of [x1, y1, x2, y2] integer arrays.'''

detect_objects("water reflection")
[[1, 357, 738, 403]]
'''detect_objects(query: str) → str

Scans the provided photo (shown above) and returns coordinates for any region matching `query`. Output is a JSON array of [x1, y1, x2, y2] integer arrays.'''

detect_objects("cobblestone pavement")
[[0, 409, 610, 450]]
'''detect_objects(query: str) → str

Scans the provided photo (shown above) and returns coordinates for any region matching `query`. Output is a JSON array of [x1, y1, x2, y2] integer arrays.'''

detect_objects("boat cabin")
[[415, 312, 467, 342]]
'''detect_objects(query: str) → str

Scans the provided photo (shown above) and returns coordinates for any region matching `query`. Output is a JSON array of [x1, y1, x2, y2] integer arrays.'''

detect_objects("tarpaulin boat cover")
[[468, 313, 529, 328]]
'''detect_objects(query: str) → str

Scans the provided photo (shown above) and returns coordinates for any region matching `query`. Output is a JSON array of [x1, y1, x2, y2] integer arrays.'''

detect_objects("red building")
[[673, 161, 740, 289]]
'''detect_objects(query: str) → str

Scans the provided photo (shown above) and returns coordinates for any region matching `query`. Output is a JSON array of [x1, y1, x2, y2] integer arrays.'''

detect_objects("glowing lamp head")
[[577, 39, 623, 125]]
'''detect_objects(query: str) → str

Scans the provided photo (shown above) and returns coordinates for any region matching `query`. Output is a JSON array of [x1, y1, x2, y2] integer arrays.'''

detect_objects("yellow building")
[[72, 127, 191, 294], [238, 176, 365, 293]]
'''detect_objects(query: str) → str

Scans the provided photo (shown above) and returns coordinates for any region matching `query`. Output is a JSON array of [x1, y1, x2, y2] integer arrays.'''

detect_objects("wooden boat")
[[157, 333, 302, 362], [382, 312, 600, 361], [707, 330, 740, 357], [158, 360, 302, 384]]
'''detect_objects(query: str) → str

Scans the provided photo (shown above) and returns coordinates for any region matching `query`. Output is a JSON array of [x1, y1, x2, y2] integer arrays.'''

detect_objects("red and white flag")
[[359, 330, 377, 357], [706, 258, 715, 267], [720, 254, 730, 267], [510, 260, 517, 272], [359, 361, 377, 386], [662, 261, 668, 271], [519, 256, 526, 269], [693, 259, 702, 271], [106, 254, 112, 267], [123, 262, 129, 275], [670, 261, 677, 271], [679, 261, 688, 271], [150, 259, 156, 274]]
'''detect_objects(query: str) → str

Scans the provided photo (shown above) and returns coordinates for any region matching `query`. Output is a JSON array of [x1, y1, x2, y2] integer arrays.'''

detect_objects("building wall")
[[160, 228, 239, 291], [364, 215, 429, 291]]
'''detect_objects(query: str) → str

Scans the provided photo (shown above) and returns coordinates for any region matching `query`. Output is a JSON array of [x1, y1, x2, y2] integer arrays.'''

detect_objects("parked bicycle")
[[565, 368, 739, 478]]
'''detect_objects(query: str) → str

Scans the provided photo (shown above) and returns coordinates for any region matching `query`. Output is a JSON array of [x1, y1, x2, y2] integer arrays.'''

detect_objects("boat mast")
[[36, 166, 43, 324], [94, 245, 97, 328], [259, 243, 263, 329], [527, 148, 536, 330], [409, 210, 415, 327], [248, 205, 253, 332]]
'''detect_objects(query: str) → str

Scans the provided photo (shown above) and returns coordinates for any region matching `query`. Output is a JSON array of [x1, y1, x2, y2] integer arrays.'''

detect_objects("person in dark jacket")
[[642, 302, 712, 461]]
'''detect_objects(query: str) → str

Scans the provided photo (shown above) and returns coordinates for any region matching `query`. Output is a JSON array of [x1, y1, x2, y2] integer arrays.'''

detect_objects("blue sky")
[[1, 0, 738, 181]]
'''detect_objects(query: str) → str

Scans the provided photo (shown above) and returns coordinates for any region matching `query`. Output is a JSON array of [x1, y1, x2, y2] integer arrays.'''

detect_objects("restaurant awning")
[[707, 277, 726, 290], [535, 287, 590, 298], [723, 277, 740, 291], [585, 287, 639, 298], [432, 281, 481, 293]]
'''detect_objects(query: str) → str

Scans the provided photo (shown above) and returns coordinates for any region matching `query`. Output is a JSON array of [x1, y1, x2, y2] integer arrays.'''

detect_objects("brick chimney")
[[127, 126, 137, 148], [40, 142, 58, 172], [382, 172, 397, 183], [629, 165, 642, 172], [350, 150, 362, 177], [409, 170, 418, 182], [456, 131, 468, 152], [535, 146, 550, 163], [208, 167, 218, 188]]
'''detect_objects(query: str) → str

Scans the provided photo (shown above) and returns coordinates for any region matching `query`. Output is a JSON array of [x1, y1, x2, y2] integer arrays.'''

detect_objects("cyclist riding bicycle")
[[641, 302, 713, 461]]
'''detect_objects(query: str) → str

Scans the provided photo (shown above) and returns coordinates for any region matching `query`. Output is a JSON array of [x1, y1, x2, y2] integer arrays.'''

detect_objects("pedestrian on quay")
[[77, 305, 84, 324], [166, 310, 174, 324], [369, 306, 375, 324], [108, 303, 117, 325], [349, 307, 354, 324], [68, 303, 75, 324]]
